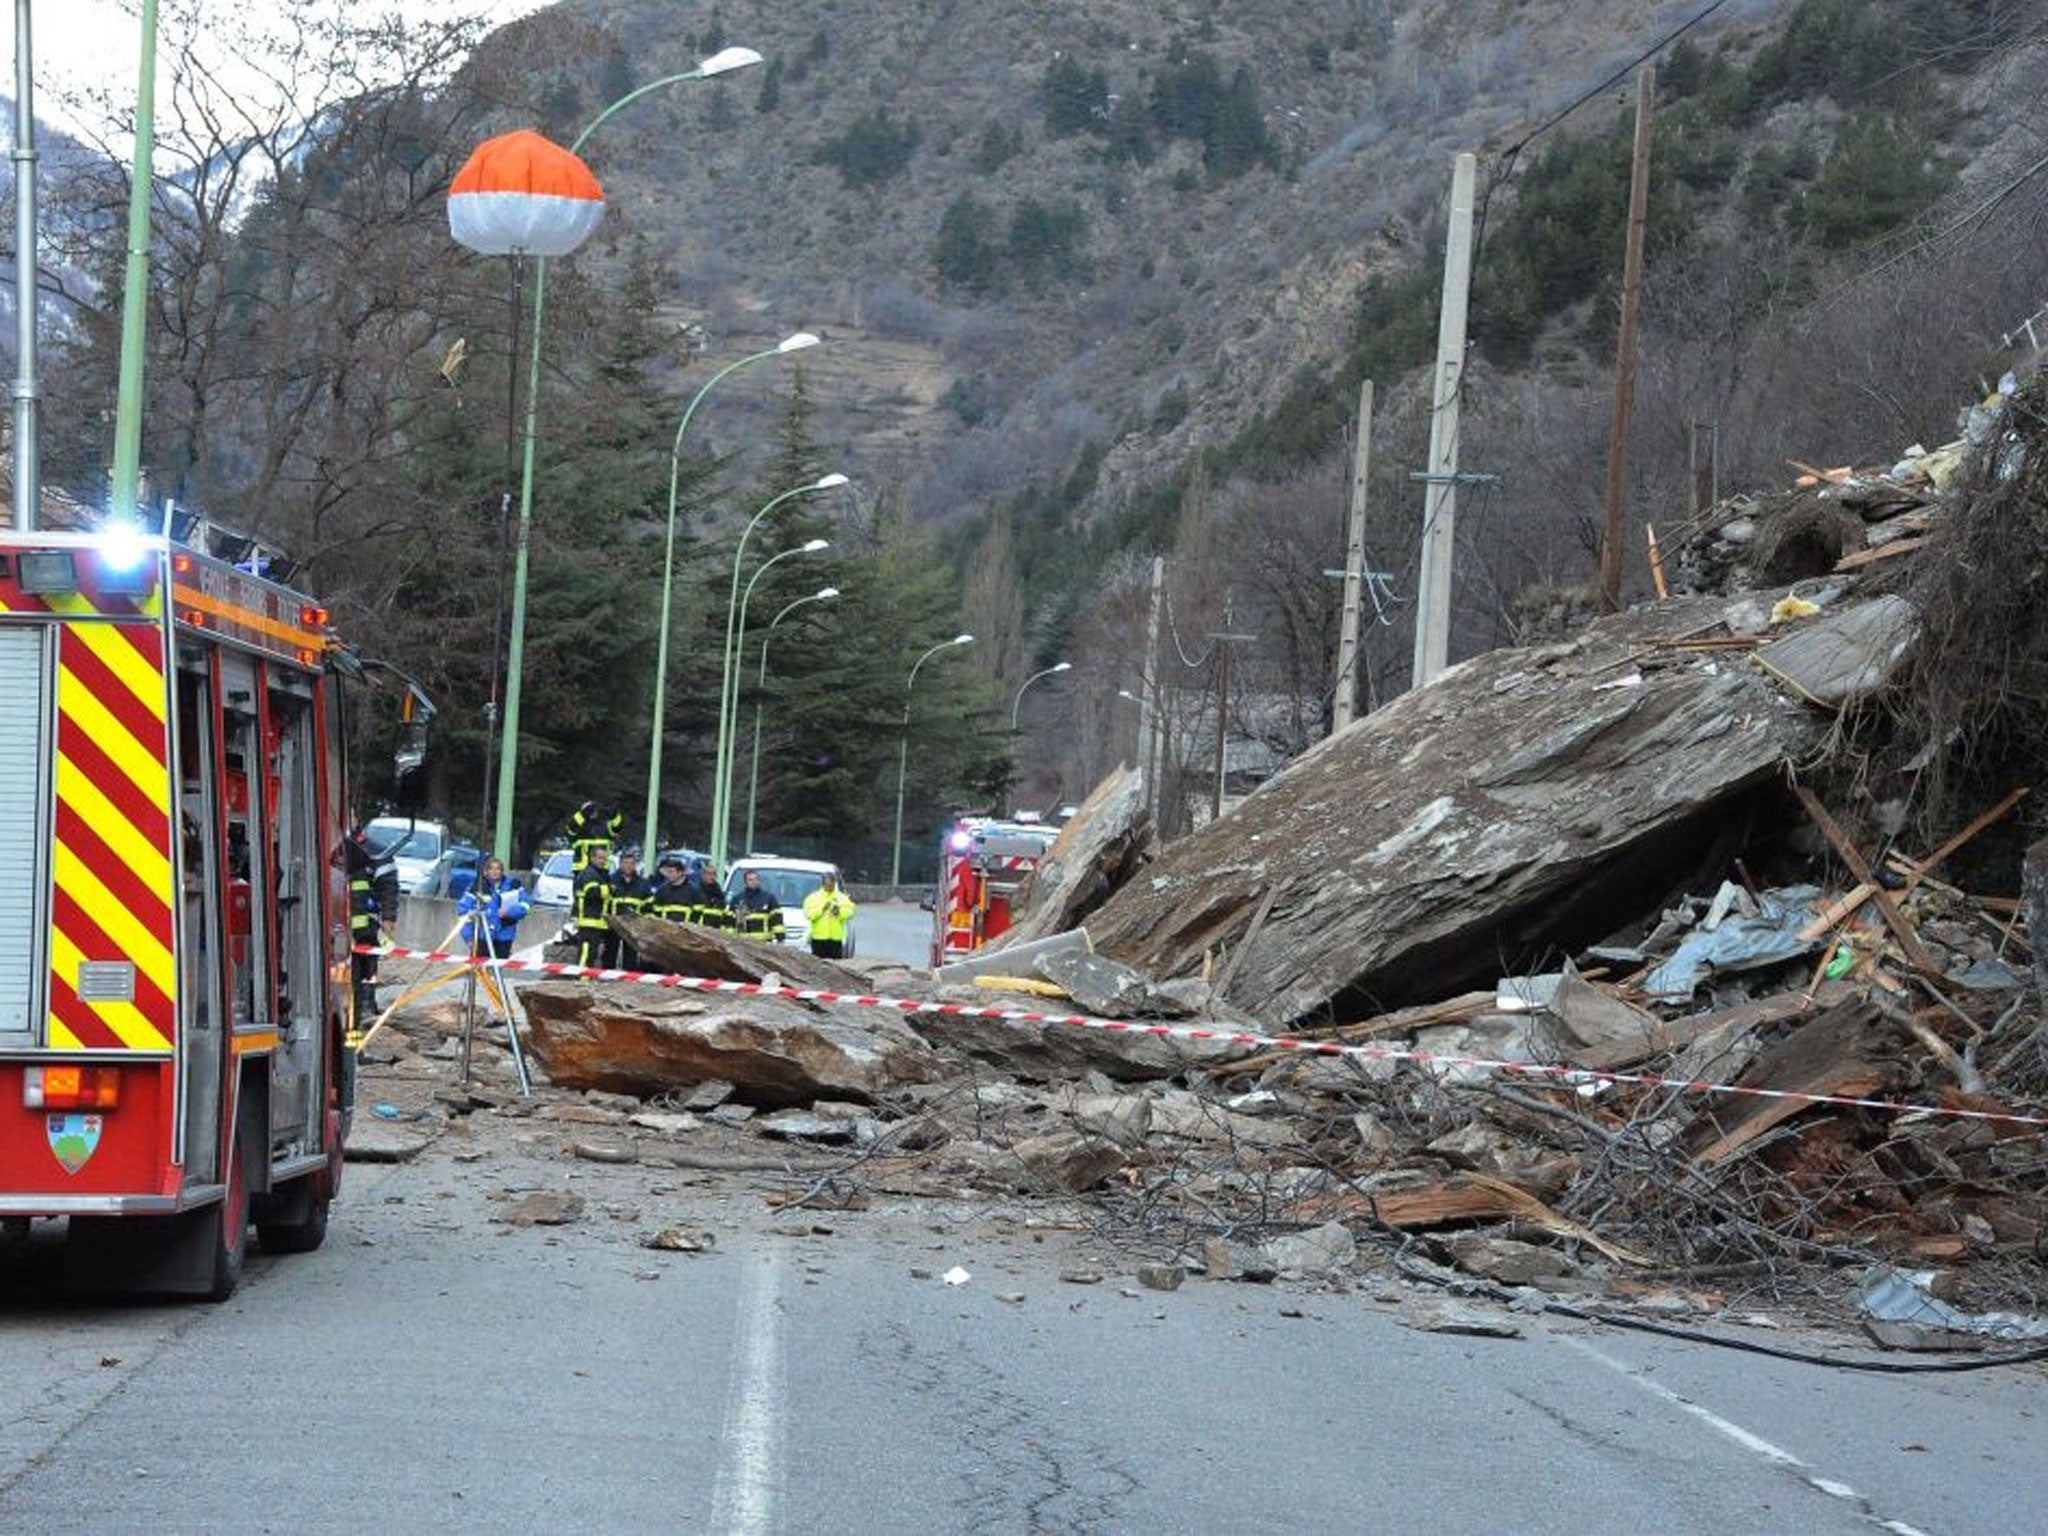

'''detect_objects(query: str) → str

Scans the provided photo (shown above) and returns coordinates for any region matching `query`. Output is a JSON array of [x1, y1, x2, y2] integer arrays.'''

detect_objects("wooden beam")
[[1790, 784, 1940, 974]]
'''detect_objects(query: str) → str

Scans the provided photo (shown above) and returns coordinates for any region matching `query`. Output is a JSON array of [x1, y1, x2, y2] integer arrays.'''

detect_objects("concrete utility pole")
[[1333, 379, 1373, 734], [109, 0, 160, 525], [12, 0, 40, 531], [1137, 555, 1163, 821], [1599, 64, 1655, 612], [1411, 152, 1476, 690], [1207, 597, 1256, 824]]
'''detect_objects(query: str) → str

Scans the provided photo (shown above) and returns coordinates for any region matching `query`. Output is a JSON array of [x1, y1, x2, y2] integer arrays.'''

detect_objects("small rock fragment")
[[640, 1226, 716, 1252], [1136, 1264, 1184, 1293], [503, 1191, 585, 1227]]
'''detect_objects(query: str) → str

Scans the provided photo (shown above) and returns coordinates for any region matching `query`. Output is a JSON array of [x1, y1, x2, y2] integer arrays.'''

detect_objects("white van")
[[724, 856, 853, 954]]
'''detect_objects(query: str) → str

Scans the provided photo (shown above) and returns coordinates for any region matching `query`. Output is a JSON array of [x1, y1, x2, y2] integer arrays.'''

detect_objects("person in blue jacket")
[[458, 856, 530, 964]]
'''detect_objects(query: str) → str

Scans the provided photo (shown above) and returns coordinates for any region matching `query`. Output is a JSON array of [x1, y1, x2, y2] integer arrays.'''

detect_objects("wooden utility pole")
[[1411, 153, 1476, 690], [1599, 64, 1655, 612], [1334, 379, 1373, 734]]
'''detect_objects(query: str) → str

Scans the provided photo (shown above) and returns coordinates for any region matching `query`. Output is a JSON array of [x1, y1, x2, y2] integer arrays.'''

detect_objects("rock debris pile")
[[361, 370, 2048, 1340]]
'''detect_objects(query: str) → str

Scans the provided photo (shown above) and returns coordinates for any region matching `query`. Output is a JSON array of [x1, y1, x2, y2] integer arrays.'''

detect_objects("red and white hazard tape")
[[358, 944, 2048, 1130]]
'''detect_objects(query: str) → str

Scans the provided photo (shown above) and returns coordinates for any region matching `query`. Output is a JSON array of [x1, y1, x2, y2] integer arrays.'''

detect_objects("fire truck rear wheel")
[[205, 1117, 253, 1302], [256, 1174, 332, 1254]]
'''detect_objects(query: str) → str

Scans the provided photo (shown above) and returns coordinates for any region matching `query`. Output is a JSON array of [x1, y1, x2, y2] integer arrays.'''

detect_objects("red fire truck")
[[929, 815, 1060, 966], [0, 525, 415, 1298]]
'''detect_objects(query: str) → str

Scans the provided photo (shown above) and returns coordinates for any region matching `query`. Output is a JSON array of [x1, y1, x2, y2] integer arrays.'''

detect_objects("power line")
[[1474, 0, 1738, 260]]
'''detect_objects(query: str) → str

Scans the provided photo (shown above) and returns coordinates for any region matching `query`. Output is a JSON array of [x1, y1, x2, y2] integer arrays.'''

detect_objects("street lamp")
[[891, 634, 974, 886], [743, 586, 839, 856], [1010, 661, 1073, 730], [490, 44, 762, 863], [711, 474, 848, 867], [640, 330, 819, 857], [721, 539, 828, 854]]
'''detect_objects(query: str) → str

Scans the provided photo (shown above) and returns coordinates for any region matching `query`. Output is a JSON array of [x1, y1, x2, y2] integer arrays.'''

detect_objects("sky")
[[1, 1, 549, 140]]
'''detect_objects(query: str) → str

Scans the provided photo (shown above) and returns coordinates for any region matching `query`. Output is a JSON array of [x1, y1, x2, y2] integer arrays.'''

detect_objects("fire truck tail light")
[[300, 604, 328, 627], [25, 1066, 122, 1110]]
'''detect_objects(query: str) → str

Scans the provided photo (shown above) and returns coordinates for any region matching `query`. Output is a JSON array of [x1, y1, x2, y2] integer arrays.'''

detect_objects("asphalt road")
[[3, 1139, 2042, 1534], [855, 899, 936, 970]]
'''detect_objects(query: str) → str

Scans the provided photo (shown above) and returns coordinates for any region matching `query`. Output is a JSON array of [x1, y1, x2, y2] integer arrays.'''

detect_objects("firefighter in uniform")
[[346, 827, 400, 1031], [568, 800, 623, 874], [732, 868, 781, 942], [649, 854, 692, 922], [572, 841, 616, 969], [609, 849, 655, 971], [677, 858, 729, 930]]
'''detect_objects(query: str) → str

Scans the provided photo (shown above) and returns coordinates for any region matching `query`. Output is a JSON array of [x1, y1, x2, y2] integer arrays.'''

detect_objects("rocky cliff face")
[[477, 0, 1792, 522]]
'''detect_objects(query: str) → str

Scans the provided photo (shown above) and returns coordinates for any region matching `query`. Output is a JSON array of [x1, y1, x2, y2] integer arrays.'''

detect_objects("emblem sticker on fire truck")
[[46, 1113, 104, 1175], [46, 623, 178, 1052]]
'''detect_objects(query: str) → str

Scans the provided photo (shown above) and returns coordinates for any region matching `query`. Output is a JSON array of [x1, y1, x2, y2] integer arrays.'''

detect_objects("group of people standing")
[[443, 802, 852, 975], [555, 802, 784, 971]]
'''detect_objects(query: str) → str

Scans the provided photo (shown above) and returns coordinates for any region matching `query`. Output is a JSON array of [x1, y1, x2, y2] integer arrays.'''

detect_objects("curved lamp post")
[[490, 44, 762, 863], [640, 330, 819, 857], [710, 474, 847, 867], [891, 634, 974, 886], [1010, 661, 1072, 731], [721, 539, 828, 855], [744, 586, 838, 858]]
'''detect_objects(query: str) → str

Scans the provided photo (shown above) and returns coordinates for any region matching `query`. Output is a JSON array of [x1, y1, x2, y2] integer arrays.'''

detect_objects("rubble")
[[348, 368, 2048, 1341]]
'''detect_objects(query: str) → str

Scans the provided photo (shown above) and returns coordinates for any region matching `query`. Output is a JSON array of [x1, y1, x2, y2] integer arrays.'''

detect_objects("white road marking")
[[1556, 1334, 1928, 1536], [711, 1246, 784, 1535]]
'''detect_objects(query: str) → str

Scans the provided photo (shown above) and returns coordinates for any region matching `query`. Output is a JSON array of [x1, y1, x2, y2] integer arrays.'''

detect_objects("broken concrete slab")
[[1446, 1233, 1579, 1287], [1052, 1089, 1154, 1146], [1262, 1220, 1356, 1276], [756, 1109, 859, 1143], [1033, 948, 1195, 1020], [1082, 597, 1822, 1022], [907, 1002, 1253, 1083], [1012, 1131, 1128, 1192], [519, 981, 941, 1106], [933, 927, 1089, 986], [1147, 1090, 1305, 1149], [1405, 1304, 1524, 1339], [1753, 594, 1918, 708], [343, 1121, 437, 1163], [1537, 961, 1662, 1053]]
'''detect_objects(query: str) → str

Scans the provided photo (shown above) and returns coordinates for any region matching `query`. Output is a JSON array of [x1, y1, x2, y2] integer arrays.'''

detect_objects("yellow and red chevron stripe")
[[46, 622, 177, 1053]]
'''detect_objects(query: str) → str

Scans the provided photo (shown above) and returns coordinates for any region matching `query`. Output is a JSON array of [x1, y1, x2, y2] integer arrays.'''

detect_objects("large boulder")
[[519, 981, 940, 1106], [995, 765, 1154, 948], [1083, 597, 1828, 1023]]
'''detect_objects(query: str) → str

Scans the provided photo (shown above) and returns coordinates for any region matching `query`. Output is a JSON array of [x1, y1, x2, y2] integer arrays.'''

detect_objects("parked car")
[[433, 843, 482, 900], [363, 816, 452, 895], [530, 848, 575, 907], [723, 856, 852, 954]]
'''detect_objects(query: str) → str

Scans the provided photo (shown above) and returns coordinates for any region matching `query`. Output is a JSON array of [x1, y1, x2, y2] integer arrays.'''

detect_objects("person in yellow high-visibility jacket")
[[800, 873, 856, 959]]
